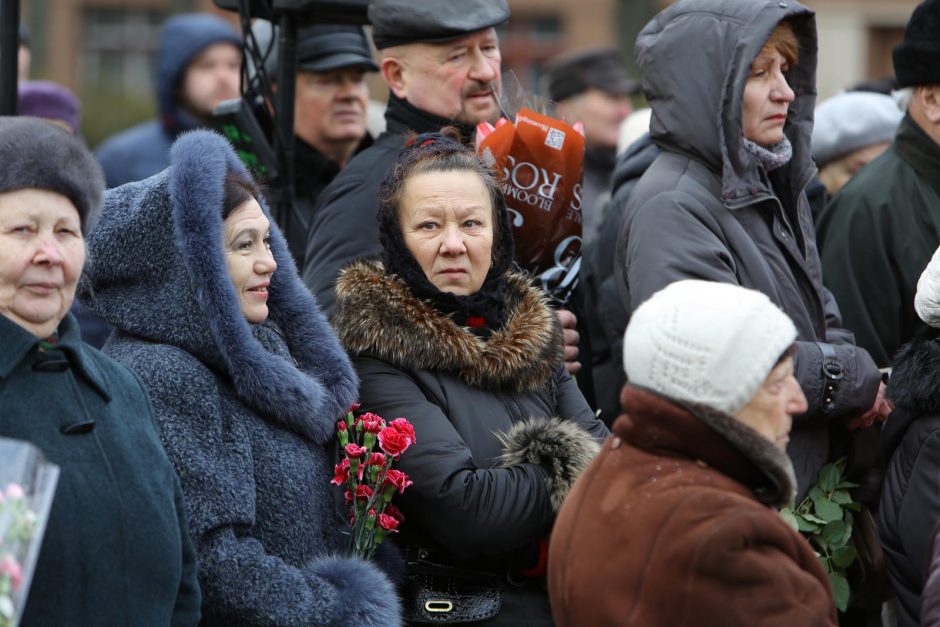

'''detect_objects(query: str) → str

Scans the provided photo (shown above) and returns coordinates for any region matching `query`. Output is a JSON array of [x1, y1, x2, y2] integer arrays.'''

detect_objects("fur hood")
[[334, 259, 564, 393], [80, 130, 357, 444]]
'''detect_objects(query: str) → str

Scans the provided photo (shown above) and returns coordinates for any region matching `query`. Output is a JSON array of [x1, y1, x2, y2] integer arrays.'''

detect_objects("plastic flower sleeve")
[[0, 438, 60, 627], [479, 107, 585, 305]]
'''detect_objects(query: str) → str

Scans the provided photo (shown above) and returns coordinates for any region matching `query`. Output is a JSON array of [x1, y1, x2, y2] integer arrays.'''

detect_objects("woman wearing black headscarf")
[[333, 129, 607, 626]]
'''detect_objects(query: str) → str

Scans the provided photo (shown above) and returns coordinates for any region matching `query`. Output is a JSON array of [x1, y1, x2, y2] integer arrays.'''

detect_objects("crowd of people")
[[3, 0, 940, 625]]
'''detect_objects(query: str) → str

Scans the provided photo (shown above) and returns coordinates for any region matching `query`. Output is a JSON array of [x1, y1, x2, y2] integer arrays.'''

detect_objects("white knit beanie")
[[915, 245, 940, 328], [623, 280, 798, 417]]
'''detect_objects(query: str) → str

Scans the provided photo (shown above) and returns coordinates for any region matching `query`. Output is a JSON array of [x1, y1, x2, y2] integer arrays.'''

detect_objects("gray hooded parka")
[[615, 0, 881, 498]]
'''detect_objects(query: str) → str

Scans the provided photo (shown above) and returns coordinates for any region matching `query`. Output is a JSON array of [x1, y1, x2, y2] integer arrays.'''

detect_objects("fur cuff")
[[495, 417, 601, 512], [306, 555, 402, 627]]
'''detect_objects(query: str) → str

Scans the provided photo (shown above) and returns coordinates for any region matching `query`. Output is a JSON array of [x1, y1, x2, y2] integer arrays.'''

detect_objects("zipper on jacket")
[[503, 394, 525, 422]]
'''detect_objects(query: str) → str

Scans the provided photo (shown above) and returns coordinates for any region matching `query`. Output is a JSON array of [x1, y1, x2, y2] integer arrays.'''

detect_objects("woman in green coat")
[[0, 117, 200, 625]]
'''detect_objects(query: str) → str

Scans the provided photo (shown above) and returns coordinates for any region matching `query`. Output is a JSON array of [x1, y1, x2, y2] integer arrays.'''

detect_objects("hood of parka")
[[79, 130, 358, 444], [636, 0, 818, 208]]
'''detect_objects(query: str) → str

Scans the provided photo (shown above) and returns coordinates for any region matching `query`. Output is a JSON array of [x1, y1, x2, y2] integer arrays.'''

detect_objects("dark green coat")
[[0, 313, 200, 626], [817, 114, 940, 367]]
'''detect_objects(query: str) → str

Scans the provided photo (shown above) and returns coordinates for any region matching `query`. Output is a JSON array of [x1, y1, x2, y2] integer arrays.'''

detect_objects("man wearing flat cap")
[[817, 0, 940, 368], [301, 0, 508, 316], [545, 48, 639, 243], [252, 21, 378, 266]]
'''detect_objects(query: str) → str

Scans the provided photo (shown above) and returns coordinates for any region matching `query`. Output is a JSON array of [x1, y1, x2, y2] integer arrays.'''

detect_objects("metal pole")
[[0, 0, 19, 115], [273, 13, 297, 241]]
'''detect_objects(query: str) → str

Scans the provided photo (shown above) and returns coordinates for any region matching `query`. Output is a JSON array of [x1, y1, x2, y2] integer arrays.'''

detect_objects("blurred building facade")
[[20, 0, 920, 144]]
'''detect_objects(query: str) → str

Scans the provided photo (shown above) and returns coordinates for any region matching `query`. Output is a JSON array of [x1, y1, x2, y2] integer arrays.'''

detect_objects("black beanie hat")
[[0, 117, 104, 234], [894, 0, 940, 87]]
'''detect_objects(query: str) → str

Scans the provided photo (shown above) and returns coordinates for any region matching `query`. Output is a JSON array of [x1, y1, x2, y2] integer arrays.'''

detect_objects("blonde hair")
[[763, 21, 799, 67]]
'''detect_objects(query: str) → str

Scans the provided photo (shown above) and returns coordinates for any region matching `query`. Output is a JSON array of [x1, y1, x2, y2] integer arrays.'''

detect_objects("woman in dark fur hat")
[[80, 129, 401, 626], [0, 116, 199, 626], [333, 128, 608, 626]]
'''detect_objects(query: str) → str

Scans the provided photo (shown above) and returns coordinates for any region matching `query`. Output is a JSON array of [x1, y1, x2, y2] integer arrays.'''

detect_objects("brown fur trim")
[[334, 259, 563, 393]]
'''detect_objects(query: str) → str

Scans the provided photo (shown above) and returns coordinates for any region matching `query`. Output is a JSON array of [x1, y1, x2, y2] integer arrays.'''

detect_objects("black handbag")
[[403, 548, 503, 624]]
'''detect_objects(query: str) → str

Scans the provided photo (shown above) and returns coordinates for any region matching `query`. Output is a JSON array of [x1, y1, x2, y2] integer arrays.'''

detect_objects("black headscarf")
[[377, 131, 516, 337]]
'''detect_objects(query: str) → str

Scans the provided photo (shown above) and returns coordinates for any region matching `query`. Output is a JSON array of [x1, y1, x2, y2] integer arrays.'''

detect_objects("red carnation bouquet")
[[331, 404, 415, 560]]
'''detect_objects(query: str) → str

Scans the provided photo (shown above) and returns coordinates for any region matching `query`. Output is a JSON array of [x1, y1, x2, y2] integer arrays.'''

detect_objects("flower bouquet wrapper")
[[0, 438, 60, 627], [478, 107, 585, 305]]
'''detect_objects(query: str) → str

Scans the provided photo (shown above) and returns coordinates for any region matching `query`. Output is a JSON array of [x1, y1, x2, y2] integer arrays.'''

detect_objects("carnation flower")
[[378, 426, 412, 458], [330, 459, 350, 486], [377, 514, 400, 533], [359, 413, 385, 434], [388, 418, 416, 445], [384, 503, 405, 523], [382, 469, 413, 494], [344, 443, 367, 459]]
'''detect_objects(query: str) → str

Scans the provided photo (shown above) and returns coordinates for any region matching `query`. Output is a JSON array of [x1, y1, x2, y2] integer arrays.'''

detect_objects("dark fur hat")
[[0, 116, 104, 234], [894, 0, 940, 87]]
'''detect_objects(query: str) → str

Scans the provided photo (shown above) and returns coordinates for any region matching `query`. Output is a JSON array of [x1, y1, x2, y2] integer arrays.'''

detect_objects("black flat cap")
[[249, 21, 377, 79], [545, 48, 639, 102], [369, 0, 510, 50], [297, 24, 378, 72]]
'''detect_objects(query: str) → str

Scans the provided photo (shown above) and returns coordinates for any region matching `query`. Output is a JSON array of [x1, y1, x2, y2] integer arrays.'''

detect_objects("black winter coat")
[[302, 95, 464, 316], [335, 260, 608, 626], [583, 133, 659, 423], [878, 339, 940, 627], [614, 0, 880, 498], [282, 135, 372, 268], [817, 115, 940, 367]]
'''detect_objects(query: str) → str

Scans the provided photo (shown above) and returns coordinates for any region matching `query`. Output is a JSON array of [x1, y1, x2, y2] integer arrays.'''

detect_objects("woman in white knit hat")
[[549, 279, 837, 627]]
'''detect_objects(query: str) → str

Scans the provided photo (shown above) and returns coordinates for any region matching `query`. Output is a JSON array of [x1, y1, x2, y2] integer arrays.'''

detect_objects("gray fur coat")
[[80, 130, 401, 626]]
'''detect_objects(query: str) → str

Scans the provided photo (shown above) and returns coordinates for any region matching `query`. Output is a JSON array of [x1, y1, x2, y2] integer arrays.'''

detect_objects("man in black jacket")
[[301, 0, 508, 316], [251, 21, 378, 266], [817, 0, 940, 368]]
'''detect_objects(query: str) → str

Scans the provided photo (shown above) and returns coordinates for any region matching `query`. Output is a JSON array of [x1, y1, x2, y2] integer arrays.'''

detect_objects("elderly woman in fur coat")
[[549, 280, 837, 626], [333, 129, 608, 626], [79, 130, 401, 626]]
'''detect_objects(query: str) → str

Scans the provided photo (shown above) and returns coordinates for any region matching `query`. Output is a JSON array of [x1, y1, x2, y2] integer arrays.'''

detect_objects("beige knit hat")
[[623, 280, 798, 416]]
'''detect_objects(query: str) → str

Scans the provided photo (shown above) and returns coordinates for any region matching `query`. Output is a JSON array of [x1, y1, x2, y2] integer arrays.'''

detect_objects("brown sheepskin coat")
[[548, 386, 837, 627]]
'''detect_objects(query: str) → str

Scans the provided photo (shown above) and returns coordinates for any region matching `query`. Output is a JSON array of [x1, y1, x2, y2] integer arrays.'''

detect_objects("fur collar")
[[882, 339, 940, 455], [334, 259, 563, 393], [81, 130, 357, 444], [618, 386, 797, 508], [887, 338, 940, 414]]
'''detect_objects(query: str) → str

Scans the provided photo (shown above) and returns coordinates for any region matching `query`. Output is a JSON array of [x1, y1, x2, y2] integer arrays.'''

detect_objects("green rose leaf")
[[831, 489, 853, 505], [797, 517, 821, 533], [780, 508, 800, 533], [822, 520, 847, 546], [818, 464, 841, 493], [813, 494, 844, 522], [803, 513, 828, 525], [829, 570, 850, 613], [831, 545, 858, 569]]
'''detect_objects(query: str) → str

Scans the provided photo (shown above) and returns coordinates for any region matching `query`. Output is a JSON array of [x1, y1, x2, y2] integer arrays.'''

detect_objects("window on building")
[[81, 8, 164, 93], [867, 25, 904, 83], [496, 15, 563, 99]]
